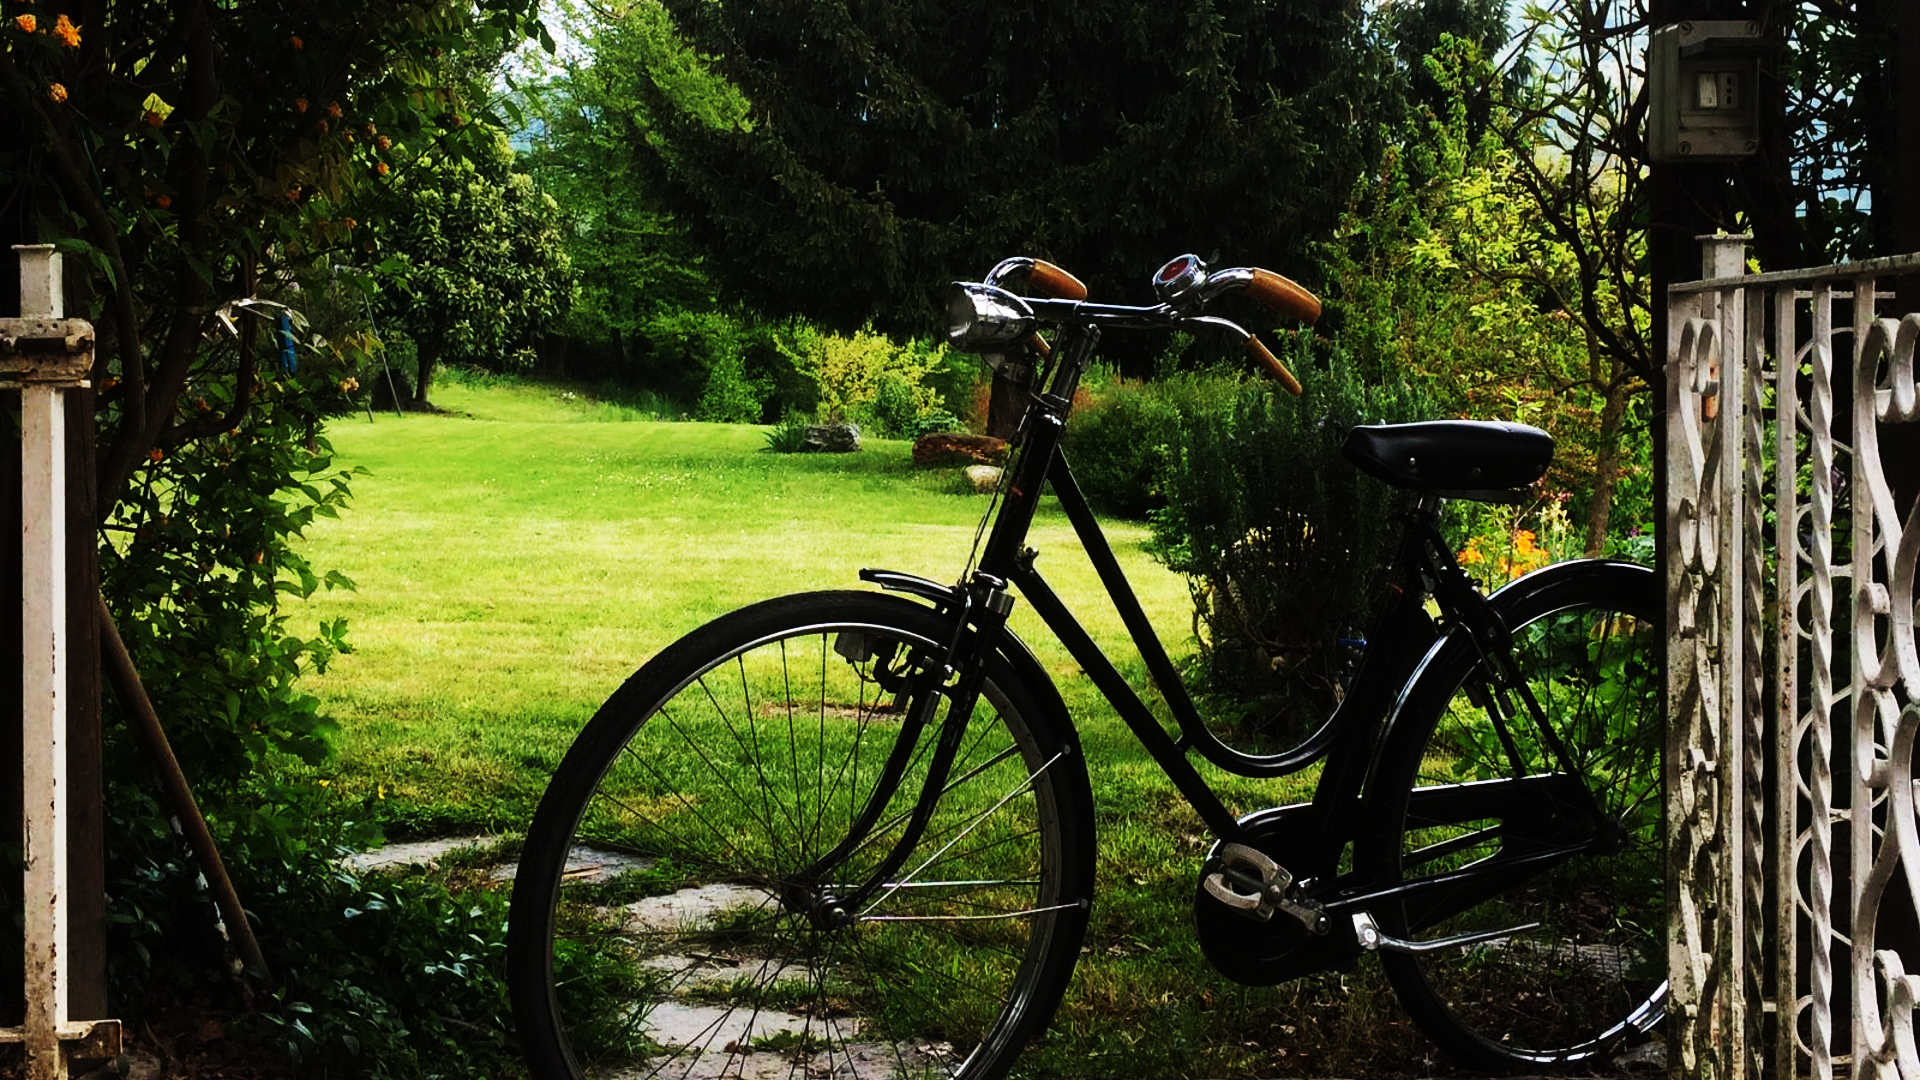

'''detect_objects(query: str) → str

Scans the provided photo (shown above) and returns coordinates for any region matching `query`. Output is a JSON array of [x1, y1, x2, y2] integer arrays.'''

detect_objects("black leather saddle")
[[1342, 421, 1553, 498]]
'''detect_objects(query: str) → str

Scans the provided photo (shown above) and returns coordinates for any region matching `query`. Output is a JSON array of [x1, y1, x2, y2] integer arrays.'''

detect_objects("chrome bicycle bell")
[[1152, 253, 1208, 311]]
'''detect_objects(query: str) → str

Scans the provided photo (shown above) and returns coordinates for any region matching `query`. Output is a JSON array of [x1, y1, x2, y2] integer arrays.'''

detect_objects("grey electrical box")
[[1648, 20, 1764, 162]]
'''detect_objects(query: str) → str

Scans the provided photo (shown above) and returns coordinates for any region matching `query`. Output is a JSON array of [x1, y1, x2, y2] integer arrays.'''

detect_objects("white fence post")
[[1, 245, 118, 1078]]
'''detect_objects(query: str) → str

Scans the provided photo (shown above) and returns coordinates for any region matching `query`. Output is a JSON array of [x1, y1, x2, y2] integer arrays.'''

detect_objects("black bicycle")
[[507, 254, 1664, 1080]]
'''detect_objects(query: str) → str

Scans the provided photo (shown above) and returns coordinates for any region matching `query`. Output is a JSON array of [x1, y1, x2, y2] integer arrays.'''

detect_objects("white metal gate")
[[1666, 238, 1920, 1080]]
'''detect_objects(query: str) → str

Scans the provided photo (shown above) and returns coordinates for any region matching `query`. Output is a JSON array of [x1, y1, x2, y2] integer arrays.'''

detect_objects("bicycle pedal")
[[1349, 911, 1540, 955], [1202, 843, 1296, 922]]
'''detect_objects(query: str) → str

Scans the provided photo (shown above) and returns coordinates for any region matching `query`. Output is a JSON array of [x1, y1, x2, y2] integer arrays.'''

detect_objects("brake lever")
[[1180, 314, 1253, 340]]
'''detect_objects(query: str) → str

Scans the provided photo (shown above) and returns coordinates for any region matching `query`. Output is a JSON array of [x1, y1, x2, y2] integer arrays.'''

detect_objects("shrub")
[[696, 349, 763, 423], [777, 324, 945, 435], [869, 371, 926, 438], [742, 316, 822, 419], [635, 307, 753, 407], [1147, 340, 1432, 752], [1059, 371, 1192, 518], [763, 411, 813, 453], [907, 410, 968, 440]]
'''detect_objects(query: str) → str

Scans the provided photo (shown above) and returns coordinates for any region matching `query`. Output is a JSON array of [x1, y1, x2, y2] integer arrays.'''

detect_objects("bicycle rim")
[[510, 593, 1091, 1080], [1373, 569, 1665, 1070]]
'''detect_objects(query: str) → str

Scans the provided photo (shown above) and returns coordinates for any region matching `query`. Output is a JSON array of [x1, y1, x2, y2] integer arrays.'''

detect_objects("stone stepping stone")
[[341, 835, 498, 874], [622, 883, 774, 932], [486, 844, 657, 884], [640, 954, 789, 991]]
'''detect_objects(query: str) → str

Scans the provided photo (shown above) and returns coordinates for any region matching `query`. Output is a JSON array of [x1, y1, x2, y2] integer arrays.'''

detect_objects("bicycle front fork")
[[786, 571, 1017, 917]]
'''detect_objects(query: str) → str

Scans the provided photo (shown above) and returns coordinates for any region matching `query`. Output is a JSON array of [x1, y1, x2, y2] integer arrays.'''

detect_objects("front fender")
[[859, 567, 1079, 755]]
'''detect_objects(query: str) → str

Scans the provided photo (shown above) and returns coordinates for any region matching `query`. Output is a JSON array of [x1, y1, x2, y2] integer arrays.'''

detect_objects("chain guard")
[[1193, 803, 1360, 986]]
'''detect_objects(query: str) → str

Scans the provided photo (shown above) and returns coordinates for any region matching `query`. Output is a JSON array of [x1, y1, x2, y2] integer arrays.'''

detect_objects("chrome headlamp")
[[946, 283, 1036, 351]]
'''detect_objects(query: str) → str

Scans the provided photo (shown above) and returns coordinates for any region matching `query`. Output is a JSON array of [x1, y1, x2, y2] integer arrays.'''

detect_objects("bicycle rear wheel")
[[508, 591, 1095, 1080], [1365, 561, 1664, 1071]]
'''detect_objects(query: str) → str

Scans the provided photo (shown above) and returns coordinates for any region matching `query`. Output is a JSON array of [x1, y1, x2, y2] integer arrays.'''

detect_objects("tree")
[[519, 1, 728, 376], [367, 132, 575, 406], [2, 3, 548, 1066], [1324, 38, 1649, 553], [582, 0, 1404, 336]]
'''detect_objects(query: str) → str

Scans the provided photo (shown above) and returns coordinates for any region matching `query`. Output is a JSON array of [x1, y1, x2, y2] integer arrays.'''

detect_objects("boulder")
[[965, 465, 1003, 493], [802, 422, 861, 453], [913, 433, 1009, 468]]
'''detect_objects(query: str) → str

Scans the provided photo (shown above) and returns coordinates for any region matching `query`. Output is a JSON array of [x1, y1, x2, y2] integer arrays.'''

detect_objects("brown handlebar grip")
[[1024, 331, 1053, 359], [1247, 335, 1302, 396], [1028, 259, 1089, 301], [1248, 269, 1322, 325]]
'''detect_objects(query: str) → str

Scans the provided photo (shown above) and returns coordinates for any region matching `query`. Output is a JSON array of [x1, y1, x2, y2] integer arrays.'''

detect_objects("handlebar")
[[956, 253, 1318, 395]]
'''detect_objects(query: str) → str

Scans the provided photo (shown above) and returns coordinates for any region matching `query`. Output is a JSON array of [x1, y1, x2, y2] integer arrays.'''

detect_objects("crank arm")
[[1349, 911, 1539, 955]]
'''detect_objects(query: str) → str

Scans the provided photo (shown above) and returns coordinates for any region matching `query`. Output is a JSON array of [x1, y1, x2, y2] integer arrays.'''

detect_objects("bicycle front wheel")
[[1365, 561, 1664, 1071], [508, 590, 1095, 1080]]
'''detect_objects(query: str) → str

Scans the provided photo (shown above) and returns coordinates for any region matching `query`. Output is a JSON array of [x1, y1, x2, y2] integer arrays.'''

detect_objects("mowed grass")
[[292, 372, 1440, 1077]]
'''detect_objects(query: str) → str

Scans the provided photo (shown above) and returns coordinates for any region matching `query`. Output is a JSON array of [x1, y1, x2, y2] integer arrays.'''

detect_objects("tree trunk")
[[1582, 377, 1634, 557], [413, 342, 438, 410], [984, 360, 1031, 440]]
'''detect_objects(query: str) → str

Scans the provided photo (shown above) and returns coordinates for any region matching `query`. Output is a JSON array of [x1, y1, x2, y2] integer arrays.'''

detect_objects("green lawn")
[[293, 373, 1438, 1077]]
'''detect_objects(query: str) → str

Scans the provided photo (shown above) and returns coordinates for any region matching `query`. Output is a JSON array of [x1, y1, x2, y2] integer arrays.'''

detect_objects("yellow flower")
[[14, 14, 37, 33], [47, 82, 67, 104], [52, 13, 78, 47]]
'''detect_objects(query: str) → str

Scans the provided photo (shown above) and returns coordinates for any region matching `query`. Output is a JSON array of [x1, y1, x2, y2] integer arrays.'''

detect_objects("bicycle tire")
[[508, 590, 1095, 1080], [1364, 560, 1665, 1071]]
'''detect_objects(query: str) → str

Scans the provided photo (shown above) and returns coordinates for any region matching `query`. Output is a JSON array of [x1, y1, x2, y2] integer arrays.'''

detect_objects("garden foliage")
[[0, 1, 585, 1073], [1142, 349, 1430, 750], [365, 131, 575, 407]]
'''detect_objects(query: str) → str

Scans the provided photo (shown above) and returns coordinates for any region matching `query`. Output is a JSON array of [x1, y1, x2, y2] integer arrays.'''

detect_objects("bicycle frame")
[[819, 319, 1601, 933]]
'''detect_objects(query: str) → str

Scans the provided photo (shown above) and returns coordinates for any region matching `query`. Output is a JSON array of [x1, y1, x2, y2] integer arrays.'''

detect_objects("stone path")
[[341, 834, 500, 874], [340, 835, 947, 1077]]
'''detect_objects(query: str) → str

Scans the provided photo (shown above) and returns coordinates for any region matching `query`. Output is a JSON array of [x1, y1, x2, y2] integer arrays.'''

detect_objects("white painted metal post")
[[0, 245, 121, 1076], [16, 244, 71, 1080]]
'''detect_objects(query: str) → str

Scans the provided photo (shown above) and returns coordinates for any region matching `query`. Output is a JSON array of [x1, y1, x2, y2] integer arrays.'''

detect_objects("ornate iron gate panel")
[[1666, 241, 1920, 1080]]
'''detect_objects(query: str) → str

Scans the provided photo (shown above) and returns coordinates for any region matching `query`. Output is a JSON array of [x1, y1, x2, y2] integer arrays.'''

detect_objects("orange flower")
[[314, 119, 329, 133], [13, 13, 36, 33], [364, 123, 377, 137], [51, 13, 77, 47], [375, 134, 391, 150], [289, 34, 303, 51], [47, 82, 67, 104], [375, 161, 389, 176], [341, 216, 357, 230], [155, 193, 171, 209], [325, 100, 341, 119], [147, 448, 164, 464], [294, 97, 309, 114], [143, 110, 164, 127]]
